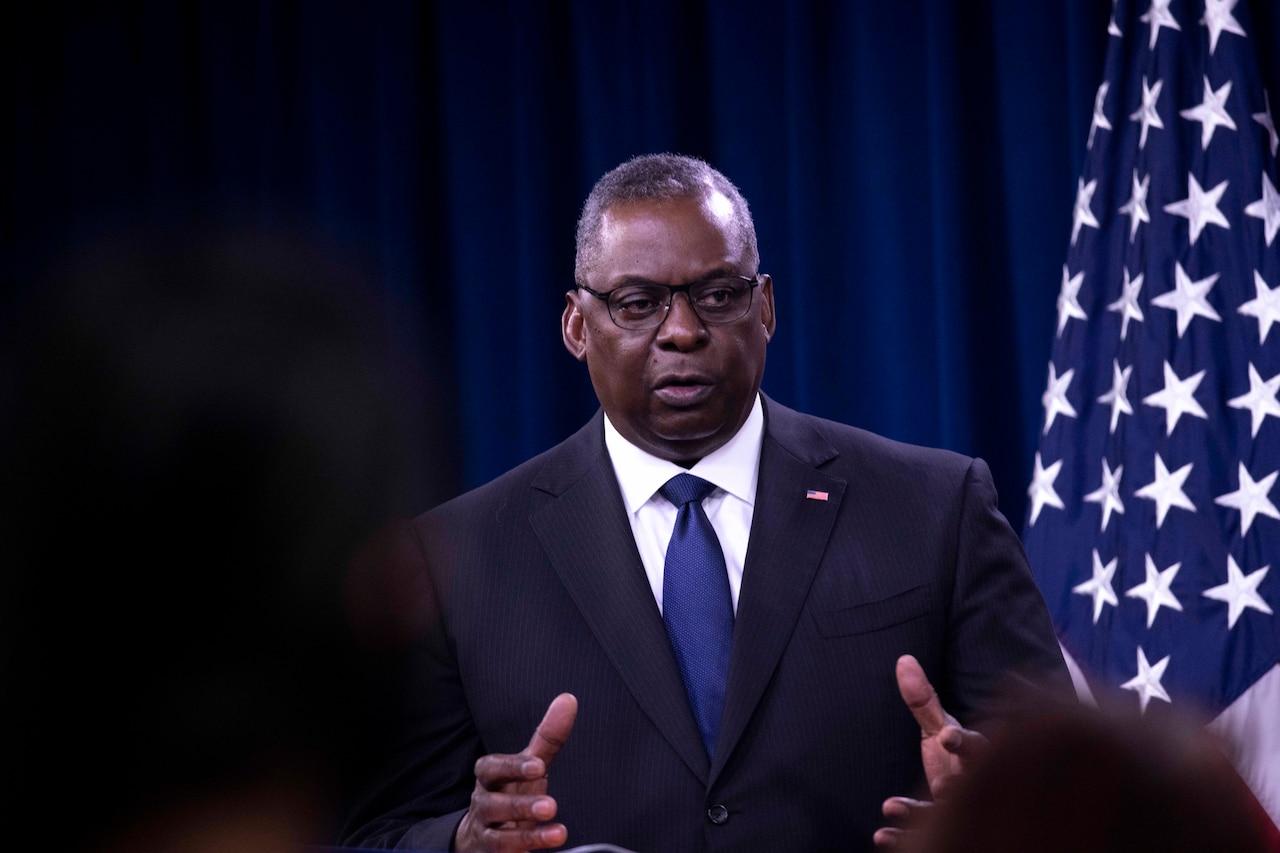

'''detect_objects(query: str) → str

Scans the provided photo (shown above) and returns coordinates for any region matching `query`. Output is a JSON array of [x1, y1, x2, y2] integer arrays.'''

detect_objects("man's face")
[[563, 193, 775, 464]]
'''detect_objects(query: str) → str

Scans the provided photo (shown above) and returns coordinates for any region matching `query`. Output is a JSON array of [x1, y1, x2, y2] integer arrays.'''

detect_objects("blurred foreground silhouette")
[[1, 229, 434, 850], [901, 698, 1273, 853]]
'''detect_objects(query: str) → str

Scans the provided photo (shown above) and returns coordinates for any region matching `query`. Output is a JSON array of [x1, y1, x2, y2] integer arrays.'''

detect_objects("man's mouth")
[[654, 376, 714, 406]]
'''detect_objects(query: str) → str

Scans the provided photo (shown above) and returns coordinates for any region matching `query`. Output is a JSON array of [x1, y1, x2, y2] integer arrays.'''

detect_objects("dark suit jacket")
[[342, 396, 1070, 852]]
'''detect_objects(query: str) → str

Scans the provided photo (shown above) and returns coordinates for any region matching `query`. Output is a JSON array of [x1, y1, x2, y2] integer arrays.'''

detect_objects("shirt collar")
[[604, 394, 764, 513]]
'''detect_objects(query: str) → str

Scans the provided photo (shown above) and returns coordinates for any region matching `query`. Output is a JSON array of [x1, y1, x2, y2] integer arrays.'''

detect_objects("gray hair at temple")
[[574, 153, 759, 283]]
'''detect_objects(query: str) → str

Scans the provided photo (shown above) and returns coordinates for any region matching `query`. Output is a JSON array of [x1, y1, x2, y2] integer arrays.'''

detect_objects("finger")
[[881, 796, 930, 820], [474, 752, 549, 787], [872, 826, 905, 848], [938, 724, 989, 759], [526, 692, 578, 766], [895, 654, 951, 737], [469, 789, 559, 825], [477, 821, 568, 852]]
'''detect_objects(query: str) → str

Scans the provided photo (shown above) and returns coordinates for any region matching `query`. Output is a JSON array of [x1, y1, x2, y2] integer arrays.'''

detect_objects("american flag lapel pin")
[[806, 489, 829, 501]]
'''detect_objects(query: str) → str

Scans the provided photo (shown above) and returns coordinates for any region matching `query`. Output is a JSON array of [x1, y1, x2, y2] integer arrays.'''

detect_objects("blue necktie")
[[660, 473, 734, 759]]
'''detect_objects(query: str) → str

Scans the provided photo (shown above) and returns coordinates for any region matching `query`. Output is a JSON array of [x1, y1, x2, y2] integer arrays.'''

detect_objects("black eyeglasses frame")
[[575, 273, 760, 331]]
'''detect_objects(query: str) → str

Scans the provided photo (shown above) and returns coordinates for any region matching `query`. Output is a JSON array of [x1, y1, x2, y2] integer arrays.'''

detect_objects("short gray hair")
[[574, 153, 759, 283]]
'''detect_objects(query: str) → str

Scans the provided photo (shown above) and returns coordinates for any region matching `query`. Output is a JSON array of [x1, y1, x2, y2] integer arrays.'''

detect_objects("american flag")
[[1022, 0, 1280, 832]]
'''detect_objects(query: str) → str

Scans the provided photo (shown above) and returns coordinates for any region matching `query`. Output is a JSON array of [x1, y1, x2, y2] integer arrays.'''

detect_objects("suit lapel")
[[529, 415, 710, 782], [710, 399, 846, 783]]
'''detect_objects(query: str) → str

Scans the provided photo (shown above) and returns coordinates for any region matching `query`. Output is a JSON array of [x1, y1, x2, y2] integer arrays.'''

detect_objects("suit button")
[[707, 804, 729, 825]]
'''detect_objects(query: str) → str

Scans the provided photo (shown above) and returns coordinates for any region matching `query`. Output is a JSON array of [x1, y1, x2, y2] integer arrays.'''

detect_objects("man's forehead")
[[599, 190, 735, 236]]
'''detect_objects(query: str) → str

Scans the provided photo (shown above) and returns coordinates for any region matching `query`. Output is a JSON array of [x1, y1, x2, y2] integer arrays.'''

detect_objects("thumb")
[[526, 693, 578, 769], [896, 655, 949, 738]]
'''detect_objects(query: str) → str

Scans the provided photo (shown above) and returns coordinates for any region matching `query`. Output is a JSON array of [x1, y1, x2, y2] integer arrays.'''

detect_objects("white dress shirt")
[[603, 394, 764, 615]]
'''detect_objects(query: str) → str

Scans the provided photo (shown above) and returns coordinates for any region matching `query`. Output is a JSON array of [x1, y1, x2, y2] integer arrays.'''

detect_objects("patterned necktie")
[[660, 472, 734, 759]]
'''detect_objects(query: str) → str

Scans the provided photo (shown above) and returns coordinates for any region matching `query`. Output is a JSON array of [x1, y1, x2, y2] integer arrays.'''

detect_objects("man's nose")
[[655, 292, 708, 349]]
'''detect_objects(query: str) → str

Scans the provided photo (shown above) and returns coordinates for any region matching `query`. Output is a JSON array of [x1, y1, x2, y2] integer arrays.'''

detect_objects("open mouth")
[[654, 378, 714, 406]]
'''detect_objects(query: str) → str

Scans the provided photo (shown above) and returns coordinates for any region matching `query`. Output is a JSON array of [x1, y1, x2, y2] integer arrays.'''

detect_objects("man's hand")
[[895, 654, 986, 797], [454, 693, 578, 853], [873, 655, 988, 848]]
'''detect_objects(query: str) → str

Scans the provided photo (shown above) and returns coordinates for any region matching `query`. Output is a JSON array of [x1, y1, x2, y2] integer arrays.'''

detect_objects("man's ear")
[[759, 274, 777, 341], [562, 291, 589, 361]]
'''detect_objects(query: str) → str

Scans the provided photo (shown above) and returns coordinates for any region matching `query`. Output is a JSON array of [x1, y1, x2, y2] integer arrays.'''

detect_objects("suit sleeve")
[[941, 457, 1073, 729], [335, 518, 481, 850]]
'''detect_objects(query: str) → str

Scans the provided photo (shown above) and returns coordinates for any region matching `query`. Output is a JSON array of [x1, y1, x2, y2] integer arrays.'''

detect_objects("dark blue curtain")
[[7, 0, 1131, 524]]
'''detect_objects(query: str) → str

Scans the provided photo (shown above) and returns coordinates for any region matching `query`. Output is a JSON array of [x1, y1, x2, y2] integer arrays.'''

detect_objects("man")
[[342, 154, 1070, 851]]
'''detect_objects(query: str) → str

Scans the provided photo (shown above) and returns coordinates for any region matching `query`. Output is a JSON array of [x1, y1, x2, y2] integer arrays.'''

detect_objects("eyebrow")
[[608, 268, 743, 288]]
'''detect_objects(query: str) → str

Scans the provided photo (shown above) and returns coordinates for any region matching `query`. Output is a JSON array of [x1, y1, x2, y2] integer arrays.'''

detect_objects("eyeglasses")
[[577, 274, 760, 331]]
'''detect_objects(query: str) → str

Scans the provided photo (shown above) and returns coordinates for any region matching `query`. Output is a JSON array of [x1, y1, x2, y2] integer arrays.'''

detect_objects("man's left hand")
[[872, 654, 988, 848]]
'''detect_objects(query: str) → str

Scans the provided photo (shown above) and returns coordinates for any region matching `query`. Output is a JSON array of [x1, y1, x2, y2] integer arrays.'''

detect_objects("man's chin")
[[641, 416, 731, 462]]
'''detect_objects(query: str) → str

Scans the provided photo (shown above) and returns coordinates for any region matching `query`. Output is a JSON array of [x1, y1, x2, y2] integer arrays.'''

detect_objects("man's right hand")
[[453, 693, 578, 853]]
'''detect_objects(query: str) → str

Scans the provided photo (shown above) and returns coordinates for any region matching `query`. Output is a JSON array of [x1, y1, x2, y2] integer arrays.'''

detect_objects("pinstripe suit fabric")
[[343, 396, 1070, 852]]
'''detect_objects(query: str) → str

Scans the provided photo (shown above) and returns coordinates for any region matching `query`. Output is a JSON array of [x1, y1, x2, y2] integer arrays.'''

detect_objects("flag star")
[[1126, 553, 1184, 628], [1073, 549, 1119, 623], [1098, 360, 1134, 433], [1109, 0, 1123, 37], [1244, 173, 1280, 246], [1179, 76, 1237, 149], [1057, 265, 1087, 335], [1150, 262, 1221, 337], [1228, 363, 1280, 438], [1121, 647, 1172, 714], [1027, 452, 1065, 526], [1201, 0, 1247, 55], [1072, 178, 1100, 245], [1143, 361, 1208, 435], [1107, 268, 1145, 340], [1239, 270, 1280, 344], [1135, 452, 1196, 528], [1042, 363, 1077, 433], [1084, 459, 1126, 531], [1130, 76, 1165, 150], [1118, 171, 1151, 242], [1089, 82, 1112, 149], [1254, 90, 1279, 157], [1163, 174, 1230, 245], [1140, 0, 1181, 49], [1204, 555, 1273, 629], [1214, 463, 1280, 536]]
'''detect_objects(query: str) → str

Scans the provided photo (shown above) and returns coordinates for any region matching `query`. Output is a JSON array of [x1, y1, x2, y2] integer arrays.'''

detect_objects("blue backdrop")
[[6, 0, 1127, 525]]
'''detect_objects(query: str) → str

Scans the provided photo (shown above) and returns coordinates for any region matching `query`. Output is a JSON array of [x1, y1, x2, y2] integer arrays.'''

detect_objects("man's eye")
[[695, 288, 734, 307], [613, 291, 663, 314]]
